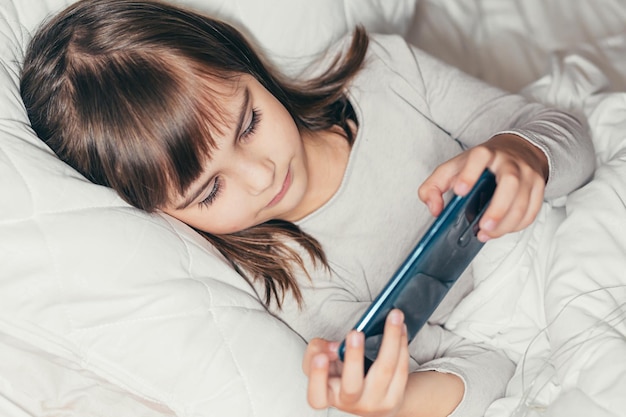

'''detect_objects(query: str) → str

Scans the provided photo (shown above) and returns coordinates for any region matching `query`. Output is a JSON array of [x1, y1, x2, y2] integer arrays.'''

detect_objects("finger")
[[385, 322, 410, 401], [479, 167, 545, 240], [516, 176, 545, 230], [365, 309, 405, 396], [303, 338, 330, 375], [326, 341, 341, 362], [419, 187, 445, 216], [452, 146, 494, 196], [487, 191, 529, 239], [339, 331, 365, 404], [307, 353, 331, 409], [477, 171, 520, 241], [419, 160, 461, 201], [492, 174, 543, 237]]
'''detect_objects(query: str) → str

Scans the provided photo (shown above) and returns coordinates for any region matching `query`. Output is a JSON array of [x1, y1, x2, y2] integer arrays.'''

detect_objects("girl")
[[20, 1, 595, 416]]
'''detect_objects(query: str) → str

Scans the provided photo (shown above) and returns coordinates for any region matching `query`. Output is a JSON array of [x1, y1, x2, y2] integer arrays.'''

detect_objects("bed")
[[1, 0, 625, 416]]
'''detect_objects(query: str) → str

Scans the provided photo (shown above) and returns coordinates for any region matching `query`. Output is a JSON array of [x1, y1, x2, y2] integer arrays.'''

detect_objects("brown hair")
[[20, 0, 369, 307]]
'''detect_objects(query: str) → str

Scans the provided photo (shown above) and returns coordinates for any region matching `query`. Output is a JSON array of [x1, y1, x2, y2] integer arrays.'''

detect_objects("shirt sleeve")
[[409, 324, 515, 417], [370, 35, 596, 199]]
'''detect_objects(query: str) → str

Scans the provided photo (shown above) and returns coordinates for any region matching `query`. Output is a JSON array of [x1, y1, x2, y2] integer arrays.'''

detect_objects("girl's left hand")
[[302, 309, 409, 417], [418, 133, 548, 242]]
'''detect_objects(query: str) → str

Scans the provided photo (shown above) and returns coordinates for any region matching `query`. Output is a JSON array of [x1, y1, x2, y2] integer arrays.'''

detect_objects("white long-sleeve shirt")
[[260, 34, 595, 417]]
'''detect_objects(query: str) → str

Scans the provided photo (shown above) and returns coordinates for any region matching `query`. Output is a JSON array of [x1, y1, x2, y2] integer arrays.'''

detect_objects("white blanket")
[[1, 1, 625, 416], [443, 60, 626, 417], [410, 2, 626, 416]]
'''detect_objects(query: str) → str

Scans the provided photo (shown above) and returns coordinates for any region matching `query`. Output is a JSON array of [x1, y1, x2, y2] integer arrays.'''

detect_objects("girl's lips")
[[267, 168, 291, 207]]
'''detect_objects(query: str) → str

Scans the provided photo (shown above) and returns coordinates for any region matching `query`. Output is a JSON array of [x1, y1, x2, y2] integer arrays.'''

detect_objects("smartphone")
[[337, 169, 497, 369]]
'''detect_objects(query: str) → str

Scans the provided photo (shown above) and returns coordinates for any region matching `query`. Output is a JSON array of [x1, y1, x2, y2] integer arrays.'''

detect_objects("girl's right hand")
[[302, 309, 409, 417], [418, 133, 548, 242]]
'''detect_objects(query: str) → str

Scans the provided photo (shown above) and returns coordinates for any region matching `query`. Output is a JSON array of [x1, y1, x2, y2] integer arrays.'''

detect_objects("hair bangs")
[[67, 47, 234, 212], [161, 64, 242, 207]]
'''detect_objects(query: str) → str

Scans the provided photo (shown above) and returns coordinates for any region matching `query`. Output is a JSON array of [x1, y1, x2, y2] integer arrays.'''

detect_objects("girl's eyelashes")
[[240, 108, 261, 140], [199, 177, 222, 208], [198, 108, 260, 208]]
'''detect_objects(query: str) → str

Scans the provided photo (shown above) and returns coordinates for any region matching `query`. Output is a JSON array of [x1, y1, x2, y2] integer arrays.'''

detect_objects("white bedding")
[[409, 3, 626, 416], [1, 1, 625, 416]]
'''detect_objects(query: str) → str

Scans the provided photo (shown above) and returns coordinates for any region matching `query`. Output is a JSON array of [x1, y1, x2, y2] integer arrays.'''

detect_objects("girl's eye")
[[199, 177, 222, 208], [240, 108, 261, 140]]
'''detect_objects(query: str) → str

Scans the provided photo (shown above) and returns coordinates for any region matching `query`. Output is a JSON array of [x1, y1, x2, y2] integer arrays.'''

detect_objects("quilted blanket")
[[1, 1, 625, 416]]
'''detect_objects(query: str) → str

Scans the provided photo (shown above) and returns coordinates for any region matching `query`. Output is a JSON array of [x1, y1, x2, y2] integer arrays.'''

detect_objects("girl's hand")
[[302, 309, 409, 417], [418, 134, 548, 242]]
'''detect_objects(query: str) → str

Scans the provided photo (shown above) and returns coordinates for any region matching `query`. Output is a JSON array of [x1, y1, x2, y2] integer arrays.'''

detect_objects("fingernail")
[[456, 182, 470, 195], [349, 331, 363, 347], [328, 341, 339, 353], [477, 231, 490, 242], [389, 310, 403, 325], [313, 354, 327, 368], [482, 219, 496, 231]]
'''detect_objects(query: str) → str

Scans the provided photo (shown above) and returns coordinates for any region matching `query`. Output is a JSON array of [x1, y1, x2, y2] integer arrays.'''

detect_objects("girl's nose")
[[238, 156, 274, 195]]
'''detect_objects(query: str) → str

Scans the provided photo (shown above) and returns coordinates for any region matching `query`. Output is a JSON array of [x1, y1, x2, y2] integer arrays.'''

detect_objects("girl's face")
[[162, 74, 310, 234]]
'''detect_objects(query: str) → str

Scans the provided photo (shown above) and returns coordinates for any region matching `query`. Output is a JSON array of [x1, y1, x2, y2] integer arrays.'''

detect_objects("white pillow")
[[0, 0, 415, 416], [12, 0, 417, 73]]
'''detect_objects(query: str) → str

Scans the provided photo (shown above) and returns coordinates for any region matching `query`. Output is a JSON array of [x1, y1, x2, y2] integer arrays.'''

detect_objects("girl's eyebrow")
[[174, 86, 250, 210]]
